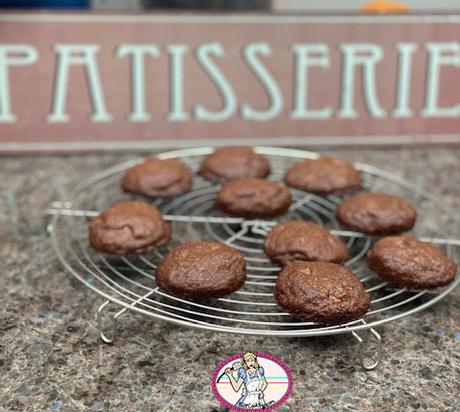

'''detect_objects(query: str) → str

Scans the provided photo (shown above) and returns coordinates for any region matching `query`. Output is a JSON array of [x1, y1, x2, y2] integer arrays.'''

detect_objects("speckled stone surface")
[[0, 147, 459, 412]]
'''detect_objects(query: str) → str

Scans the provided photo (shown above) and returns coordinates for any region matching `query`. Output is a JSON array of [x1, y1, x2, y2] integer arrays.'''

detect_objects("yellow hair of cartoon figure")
[[241, 352, 260, 371]]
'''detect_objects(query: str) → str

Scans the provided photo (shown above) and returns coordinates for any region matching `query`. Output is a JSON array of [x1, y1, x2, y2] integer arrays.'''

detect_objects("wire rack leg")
[[97, 300, 120, 344], [352, 327, 383, 371], [96, 291, 155, 344]]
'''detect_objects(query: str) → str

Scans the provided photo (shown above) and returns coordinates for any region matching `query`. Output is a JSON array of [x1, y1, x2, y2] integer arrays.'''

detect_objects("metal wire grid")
[[49, 147, 460, 337]]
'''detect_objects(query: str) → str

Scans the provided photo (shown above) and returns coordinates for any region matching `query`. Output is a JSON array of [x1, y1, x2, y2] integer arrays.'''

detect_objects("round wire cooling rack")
[[48, 147, 459, 368]]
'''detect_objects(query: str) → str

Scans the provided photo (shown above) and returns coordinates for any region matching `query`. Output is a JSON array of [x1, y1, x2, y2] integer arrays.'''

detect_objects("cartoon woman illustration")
[[225, 352, 268, 408]]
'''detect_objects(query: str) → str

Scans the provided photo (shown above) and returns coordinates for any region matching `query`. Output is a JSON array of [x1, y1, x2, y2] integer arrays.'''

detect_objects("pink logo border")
[[211, 352, 293, 411]]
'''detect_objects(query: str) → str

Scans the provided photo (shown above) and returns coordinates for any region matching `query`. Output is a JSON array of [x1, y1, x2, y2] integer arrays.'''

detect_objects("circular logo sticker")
[[211, 352, 293, 411]]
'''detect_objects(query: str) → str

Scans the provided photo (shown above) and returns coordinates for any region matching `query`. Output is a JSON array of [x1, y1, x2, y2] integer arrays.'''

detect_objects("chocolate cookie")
[[155, 241, 246, 298], [367, 236, 457, 289], [265, 221, 348, 266], [122, 158, 192, 197], [199, 146, 270, 183], [336, 192, 416, 235], [284, 157, 362, 194], [89, 201, 171, 255], [216, 178, 292, 218], [275, 261, 370, 325]]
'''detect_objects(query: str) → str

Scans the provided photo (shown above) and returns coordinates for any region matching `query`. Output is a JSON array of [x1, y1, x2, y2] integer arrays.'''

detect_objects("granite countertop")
[[1, 147, 459, 412]]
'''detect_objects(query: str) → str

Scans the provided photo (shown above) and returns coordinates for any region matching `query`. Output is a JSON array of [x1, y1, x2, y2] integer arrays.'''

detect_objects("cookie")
[[216, 178, 292, 218], [122, 158, 192, 197], [155, 241, 246, 298], [199, 146, 270, 183], [284, 157, 362, 194], [367, 235, 457, 289], [89, 201, 171, 255], [265, 221, 348, 266], [336, 192, 416, 235], [275, 261, 370, 325]]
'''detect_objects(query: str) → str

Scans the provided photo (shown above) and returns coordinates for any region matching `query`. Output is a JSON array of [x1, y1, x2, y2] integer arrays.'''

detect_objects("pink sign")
[[211, 352, 293, 411], [1, 13, 460, 152]]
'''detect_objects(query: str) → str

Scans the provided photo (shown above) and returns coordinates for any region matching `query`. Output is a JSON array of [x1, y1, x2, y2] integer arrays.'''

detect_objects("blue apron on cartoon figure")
[[225, 352, 268, 409]]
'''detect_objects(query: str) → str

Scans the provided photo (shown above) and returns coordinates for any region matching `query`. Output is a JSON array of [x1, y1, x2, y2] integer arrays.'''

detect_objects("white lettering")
[[393, 43, 417, 118], [241, 42, 283, 121], [291, 43, 332, 119], [0, 45, 38, 123], [422, 42, 460, 118], [116, 44, 160, 122], [47, 44, 112, 123], [338, 44, 386, 119], [193, 42, 237, 121], [167, 44, 189, 121]]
